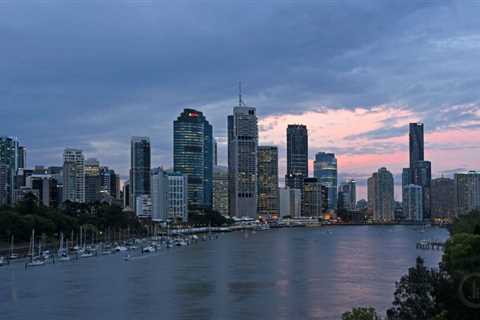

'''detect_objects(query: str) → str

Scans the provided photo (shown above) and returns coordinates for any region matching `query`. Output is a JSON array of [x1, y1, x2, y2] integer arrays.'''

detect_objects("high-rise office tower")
[[338, 179, 356, 211], [404, 184, 423, 221], [151, 167, 168, 221], [228, 96, 258, 218], [84, 158, 101, 203], [431, 177, 455, 220], [63, 148, 85, 203], [409, 123, 424, 172], [285, 125, 308, 190], [213, 139, 218, 167], [413, 160, 432, 219], [213, 166, 229, 216], [0, 136, 19, 205], [17, 146, 26, 170], [130, 137, 151, 211], [302, 177, 325, 218], [123, 180, 130, 209], [313, 152, 338, 211], [0, 164, 9, 206], [279, 187, 302, 218], [454, 171, 480, 216], [174, 109, 213, 210], [368, 167, 395, 222], [167, 172, 188, 223], [100, 167, 120, 199], [257, 146, 279, 217]]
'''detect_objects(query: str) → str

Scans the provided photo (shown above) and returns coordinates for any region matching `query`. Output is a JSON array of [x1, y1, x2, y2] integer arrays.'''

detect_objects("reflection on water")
[[0, 226, 448, 320]]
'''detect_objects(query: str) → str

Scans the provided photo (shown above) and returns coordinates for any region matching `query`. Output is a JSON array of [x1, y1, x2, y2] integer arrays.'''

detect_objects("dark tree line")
[[0, 193, 144, 243]]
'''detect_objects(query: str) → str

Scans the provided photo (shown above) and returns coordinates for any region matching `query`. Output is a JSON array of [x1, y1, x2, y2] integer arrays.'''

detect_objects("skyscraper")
[[454, 171, 480, 216], [279, 187, 301, 218], [257, 146, 279, 217], [368, 167, 394, 222], [63, 148, 85, 203], [167, 172, 188, 223], [100, 167, 120, 199], [313, 152, 338, 211], [213, 166, 229, 216], [84, 158, 101, 203], [0, 164, 9, 206], [413, 160, 432, 219], [228, 98, 258, 218], [285, 125, 308, 190], [409, 123, 424, 171], [404, 184, 423, 221], [0, 136, 19, 205], [151, 167, 168, 221], [338, 179, 356, 211], [431, 177, 455, 220], [302, 177, 325, 218], [173, 109, 213, 210], [130, 137, 151, 211], [17, 146, 26, 170]]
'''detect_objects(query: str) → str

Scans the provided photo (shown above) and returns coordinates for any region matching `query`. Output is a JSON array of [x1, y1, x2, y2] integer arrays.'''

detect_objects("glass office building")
[[173, 109, 213, 209]]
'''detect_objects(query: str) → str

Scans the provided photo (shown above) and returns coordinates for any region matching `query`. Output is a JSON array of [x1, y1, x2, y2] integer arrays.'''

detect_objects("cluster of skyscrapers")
[[367, 122, 480, 222], [0, 137, 121, 209], [2, 107, 479, 224]]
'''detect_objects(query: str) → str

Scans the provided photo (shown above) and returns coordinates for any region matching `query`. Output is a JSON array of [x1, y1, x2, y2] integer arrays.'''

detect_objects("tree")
[[451, 210, 480, 235], [387, 257, 440, 320], [342, 307, 380, 320]]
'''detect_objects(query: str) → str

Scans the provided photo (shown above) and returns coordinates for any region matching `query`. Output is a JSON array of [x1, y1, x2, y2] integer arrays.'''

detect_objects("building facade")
[[279, 187, 301, 218], [285, 125, 308, 190], [313, 152, 338, 212], [84, 158, 101, 203], [431, 177, 456, 220], [368, 167, 395, 222], [338, 179, 356, 211], [413, 160, 431, 219], [173, 109, 213, 210], [409, 123, 424, 171], [167, 172, 188, 223], [130, 137, 151, 211], [404, 184, 423, 221], [136, 194, 152, 219], [0, 136, 19, 205], [454, 171, 480, 216], [257, 146, 279, 217], [213, 166, 229, 216], [150, 167, 168, 221], [63, 148, 85, 203], [228, 104, 258, 218], [303, 178, 324, 218]]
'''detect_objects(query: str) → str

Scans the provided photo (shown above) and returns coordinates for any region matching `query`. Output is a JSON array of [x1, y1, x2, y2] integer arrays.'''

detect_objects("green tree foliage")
[[188, 206, 233, 227], [386, 257, 440, 320], [451, 210, 480, 235], [342, 307, 380, 320], [0, 197, 144, 242]]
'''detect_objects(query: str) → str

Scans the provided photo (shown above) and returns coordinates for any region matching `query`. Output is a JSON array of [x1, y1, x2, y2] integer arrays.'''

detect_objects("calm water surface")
[[0, 226, 448, 320]]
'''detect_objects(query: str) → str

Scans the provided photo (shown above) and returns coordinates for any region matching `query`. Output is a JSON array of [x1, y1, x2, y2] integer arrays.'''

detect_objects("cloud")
[[1, 0, 480, 201]]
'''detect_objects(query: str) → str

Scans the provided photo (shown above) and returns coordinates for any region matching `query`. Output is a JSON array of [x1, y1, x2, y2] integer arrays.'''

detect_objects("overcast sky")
[[2, 0, 480, 199]]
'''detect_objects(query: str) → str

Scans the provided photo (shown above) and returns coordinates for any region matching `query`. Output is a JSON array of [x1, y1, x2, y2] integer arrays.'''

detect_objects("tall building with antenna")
[[228, 84, 258, 218]]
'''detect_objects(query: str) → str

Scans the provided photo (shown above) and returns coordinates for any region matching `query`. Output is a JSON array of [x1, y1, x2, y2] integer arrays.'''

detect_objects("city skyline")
[[2, 2, 480, 200]]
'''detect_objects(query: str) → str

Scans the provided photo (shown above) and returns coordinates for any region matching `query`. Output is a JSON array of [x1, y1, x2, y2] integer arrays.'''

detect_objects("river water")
[[0, 226, 448, 320]]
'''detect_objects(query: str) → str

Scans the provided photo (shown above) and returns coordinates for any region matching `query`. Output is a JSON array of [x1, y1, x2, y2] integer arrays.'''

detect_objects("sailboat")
[[58, 232, 70, 262], [9, 235, 19, 260], [27, 229, 46, 267]]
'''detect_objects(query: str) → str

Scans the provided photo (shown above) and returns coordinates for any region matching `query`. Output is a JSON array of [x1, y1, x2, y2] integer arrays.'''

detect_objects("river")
[[0, 225, 449, 320]]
